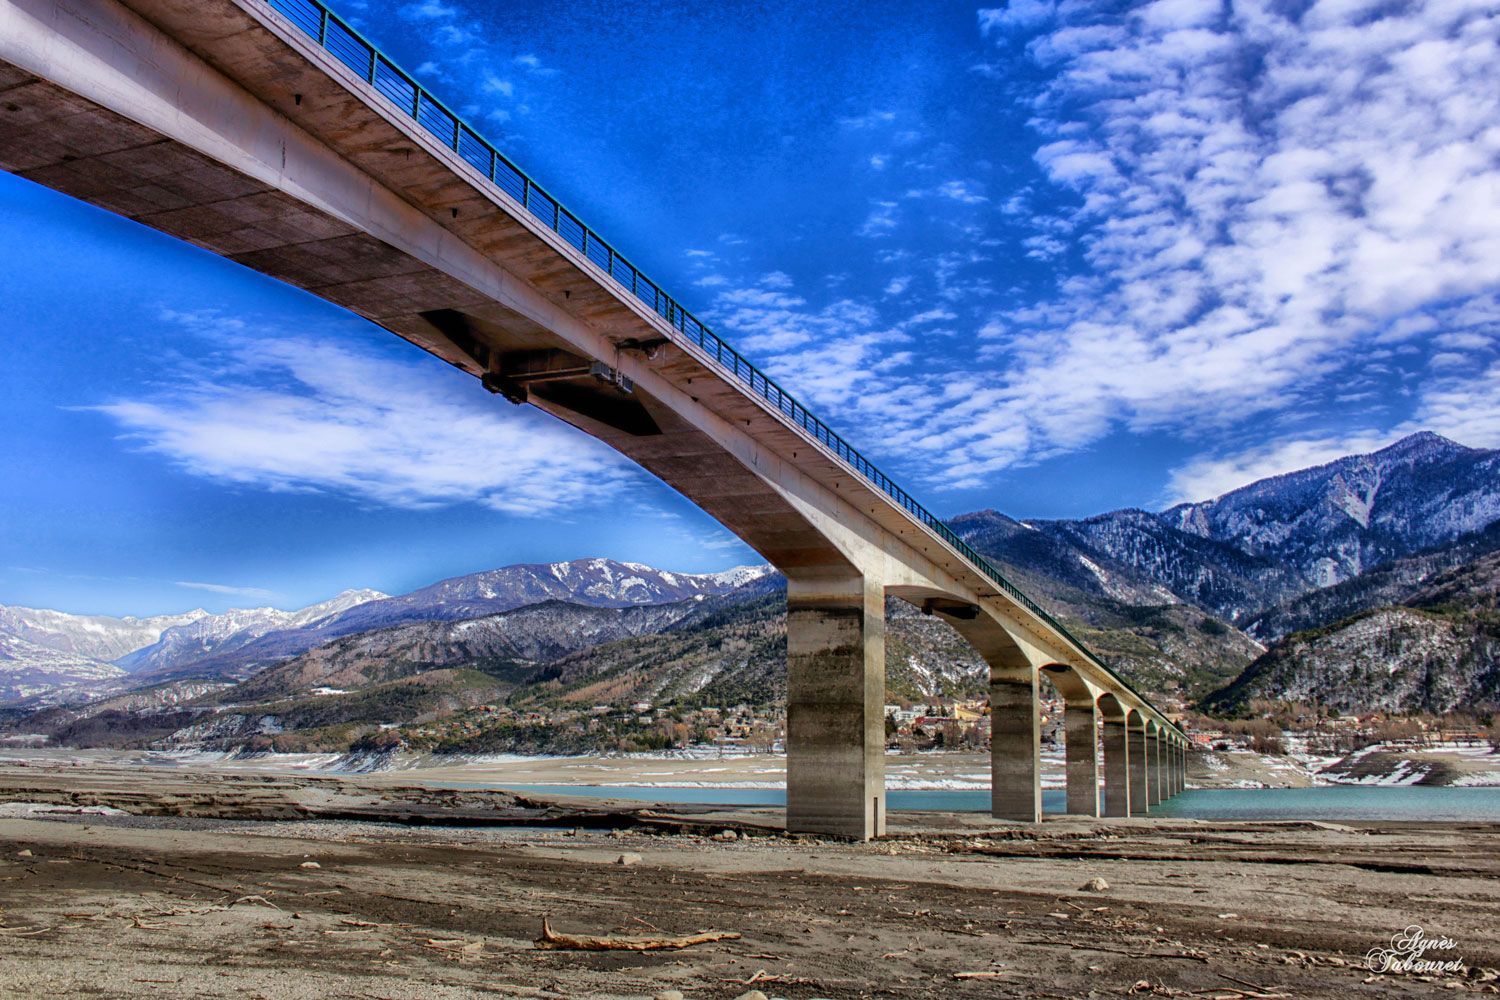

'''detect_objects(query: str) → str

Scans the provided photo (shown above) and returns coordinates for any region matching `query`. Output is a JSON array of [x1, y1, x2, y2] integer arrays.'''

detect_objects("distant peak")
[[1377, 430, 1468, 456]]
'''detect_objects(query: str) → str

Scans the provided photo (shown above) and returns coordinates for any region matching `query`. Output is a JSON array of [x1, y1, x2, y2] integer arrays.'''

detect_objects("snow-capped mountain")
[[0, 592, 383, 703], [0, 604, 208, 663], [230, 597, 709, 704], [366, 559, 772, 616], [0, 632, 128, 703], [1164, 432, 1499, 590], [114, 560, 776, 687], [116, 589, 386, 675], [0, 604, 209, 703], [954, 433, 1500, 631]]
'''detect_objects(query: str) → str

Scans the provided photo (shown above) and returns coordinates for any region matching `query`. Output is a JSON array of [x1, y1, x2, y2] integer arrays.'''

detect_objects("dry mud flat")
[[0, 766, 1496, 998]]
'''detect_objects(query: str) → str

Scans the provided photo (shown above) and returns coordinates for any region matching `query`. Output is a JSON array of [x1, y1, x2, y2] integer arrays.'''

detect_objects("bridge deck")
[[0, 0, 1175, 733]]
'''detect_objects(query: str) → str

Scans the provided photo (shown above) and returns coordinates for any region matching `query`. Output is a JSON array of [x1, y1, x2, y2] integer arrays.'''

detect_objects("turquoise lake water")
[[496, 783, 1500, 822]]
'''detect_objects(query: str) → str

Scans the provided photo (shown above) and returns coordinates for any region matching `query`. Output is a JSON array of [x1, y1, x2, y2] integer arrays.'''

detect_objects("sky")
[[2, 0, 1499, 617]]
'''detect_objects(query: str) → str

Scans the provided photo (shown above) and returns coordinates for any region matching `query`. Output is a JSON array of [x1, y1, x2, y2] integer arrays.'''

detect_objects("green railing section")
[[258, 0, 1168, 722]]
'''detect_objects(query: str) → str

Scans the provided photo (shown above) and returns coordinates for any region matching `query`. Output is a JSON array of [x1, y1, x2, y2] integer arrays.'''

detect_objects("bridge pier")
[[1064, 700, 1100, 816], [785, 575, 885, 841], [1148, 730, 1163, 806], [1100, 715, 1131, 817], [1129, 721, 1150, 815], [990, 663, 1041, 823], [1177, 742, 1188, 793]]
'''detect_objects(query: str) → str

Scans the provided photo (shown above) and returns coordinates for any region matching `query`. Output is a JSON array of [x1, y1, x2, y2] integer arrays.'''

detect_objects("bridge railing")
[[258, 0, 1163, 718]]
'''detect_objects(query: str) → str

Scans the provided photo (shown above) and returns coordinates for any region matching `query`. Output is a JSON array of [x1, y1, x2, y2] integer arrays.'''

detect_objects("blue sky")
[[3, 0, 1498, 617]]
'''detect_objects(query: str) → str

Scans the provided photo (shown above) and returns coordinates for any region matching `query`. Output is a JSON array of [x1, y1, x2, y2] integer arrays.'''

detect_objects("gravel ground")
[[0, 763, 1495, 998]]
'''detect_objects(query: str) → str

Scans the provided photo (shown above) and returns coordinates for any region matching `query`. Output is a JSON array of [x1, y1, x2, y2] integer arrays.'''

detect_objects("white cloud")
[[175, 581, 282, 601], [858, 200, 899, 237], [512, 53, 559, 77], [978, 0, 1057, 36], [400, 1, 457, 19], [1164, 432, 1401, 505], [927, 0, 1500, 489], [904, 308, 957, 327], [905, 180, 989, 204], [1166, 358, 1500, 503], [838, 110, 898, 129], [88, 321, 641, 517]]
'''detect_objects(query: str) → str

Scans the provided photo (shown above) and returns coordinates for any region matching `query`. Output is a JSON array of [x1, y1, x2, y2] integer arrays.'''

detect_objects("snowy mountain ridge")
[[957, 433, 1500, 632]]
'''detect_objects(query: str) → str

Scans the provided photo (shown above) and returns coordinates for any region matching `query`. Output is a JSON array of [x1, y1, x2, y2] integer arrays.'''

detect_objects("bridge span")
[[0, 0, 1189, 838]]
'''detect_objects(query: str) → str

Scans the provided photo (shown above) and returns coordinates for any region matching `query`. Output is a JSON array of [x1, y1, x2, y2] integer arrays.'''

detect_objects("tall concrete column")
[[1179, 743, 1189, 793], [1171, 743, 1181, 795], [1147, 732, 1163, 806], [1129, 723, 1149, 815], [990, 662, 1041, 822], [1100, 719, 1130, 817], [1064, 701, 1100, 816], [786, 574, 885, 840]]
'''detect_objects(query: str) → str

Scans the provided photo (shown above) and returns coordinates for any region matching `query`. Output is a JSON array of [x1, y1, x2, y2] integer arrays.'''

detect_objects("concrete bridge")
[[0, 0, 1191, 838]]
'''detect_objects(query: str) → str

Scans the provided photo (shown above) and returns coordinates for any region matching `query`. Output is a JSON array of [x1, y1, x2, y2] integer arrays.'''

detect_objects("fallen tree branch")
[[534, 916, 740, 951]]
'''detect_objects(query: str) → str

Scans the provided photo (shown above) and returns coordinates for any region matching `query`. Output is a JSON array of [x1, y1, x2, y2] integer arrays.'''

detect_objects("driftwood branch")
[[534, 916, 740, 951]]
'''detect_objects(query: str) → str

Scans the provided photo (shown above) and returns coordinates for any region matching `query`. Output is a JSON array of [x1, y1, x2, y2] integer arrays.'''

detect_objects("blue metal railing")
[[258, 0, 1165, 718]]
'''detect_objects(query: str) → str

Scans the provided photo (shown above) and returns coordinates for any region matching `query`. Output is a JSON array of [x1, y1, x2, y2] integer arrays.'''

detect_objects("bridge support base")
[[785, 575, 885, 841], [1101, 720, 1131, 817], [1064, 701, 1100, 816], [990, 664, 1041, 822]]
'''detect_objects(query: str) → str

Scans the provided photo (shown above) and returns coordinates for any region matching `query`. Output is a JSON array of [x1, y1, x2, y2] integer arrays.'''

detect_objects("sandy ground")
[[0, 763, 1496, 998]]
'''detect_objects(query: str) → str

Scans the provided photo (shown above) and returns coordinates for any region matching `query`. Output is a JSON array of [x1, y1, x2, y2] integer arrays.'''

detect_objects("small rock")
[[615, 853, 642, 866], [1080, 876, 1109, 892], [15, 850, 31, 858], [733, 991, 768, 1000], [713, 829, 739, 842], [299, 861, 321, 869], [653, 992, 685, 1000]]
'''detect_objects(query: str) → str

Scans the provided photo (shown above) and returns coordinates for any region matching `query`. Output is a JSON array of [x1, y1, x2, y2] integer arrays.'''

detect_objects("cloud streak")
[[728, 0, 1500, 498], [175, 581, 283, 601], [88, 317, 641, 517], [951, 0, 1500, 489]]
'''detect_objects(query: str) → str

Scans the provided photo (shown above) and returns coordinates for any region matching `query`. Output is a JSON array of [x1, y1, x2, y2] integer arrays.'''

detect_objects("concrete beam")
[[785, 575, 885, 840]]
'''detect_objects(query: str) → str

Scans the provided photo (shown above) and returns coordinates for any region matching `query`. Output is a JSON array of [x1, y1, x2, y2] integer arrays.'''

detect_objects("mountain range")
[[952, 432, 1500, 636], [3, 432, 1497, 745], [0, 561, 774, 702]]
